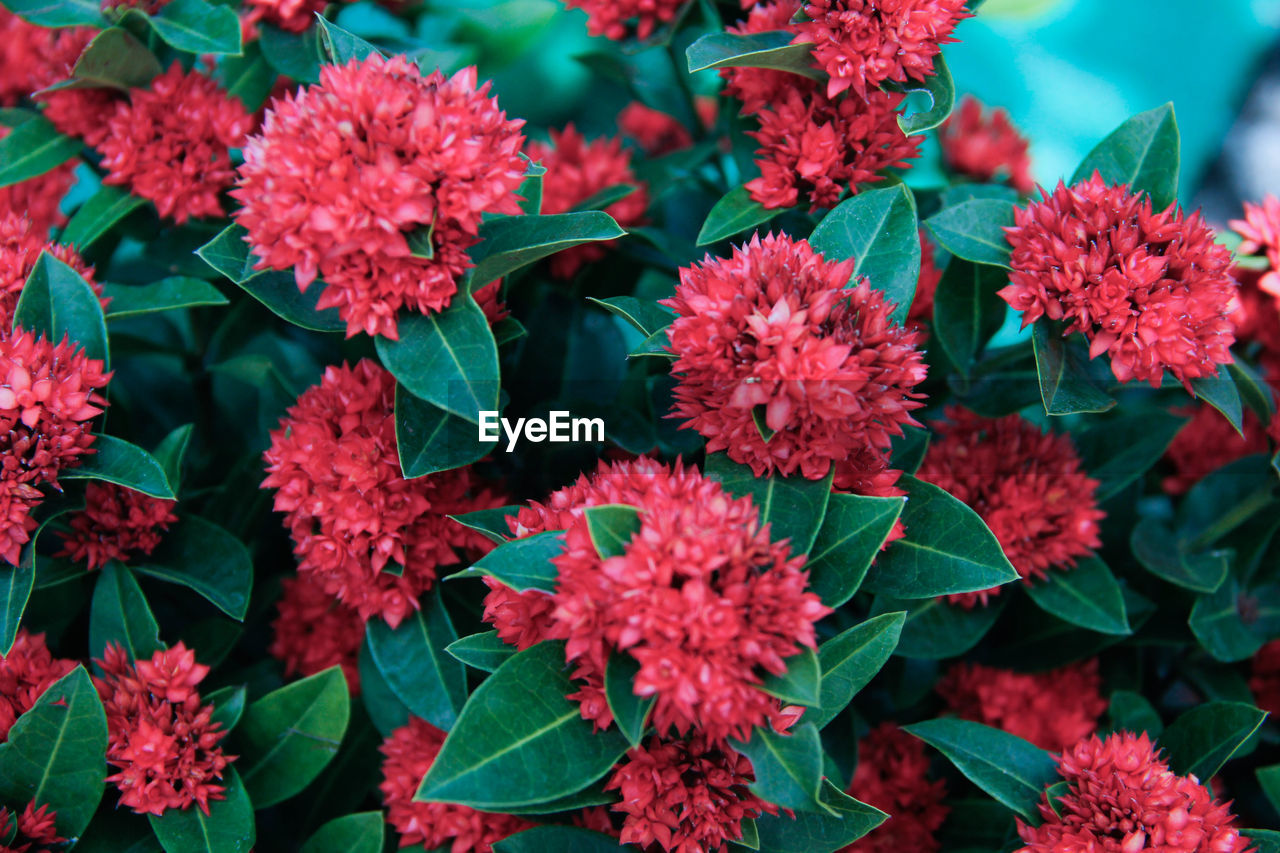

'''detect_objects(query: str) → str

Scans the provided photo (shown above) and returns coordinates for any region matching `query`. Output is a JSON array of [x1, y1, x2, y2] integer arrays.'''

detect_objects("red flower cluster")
[[1162, 405, 1270, 496], [907, 229, 943, 332], [0, 212, 104, 330], [269, 574, 365, 693], [938, 95, 1034, 194], [261, 359, 502, 627], [1230, 195, 1280, 299], [0, 329, 110, 565], [606, 734, 778, 852], [1251, 639, 1280, 717], [1017, 732, 1250, 853], [1001, 174, 1237, 387], [96, 63, 252, 224], [0, 630, 76, 742], [526, 126, 649, 279], [916, 408, 1104, 608], [0, 11, 90, 105], [1230, 266, 1280, 384], [842, 723, 949, 853], [663, 233, 927, 495], [55, 482, 178, 571], [562, 0, 687, 40], [722, 0, 809, 116], [233, 56, 527, 339], [0, 802, 63, 853], [0, 127, 74, 234], [936, 659, 1107, 752], [796, 0, 971, 100], [94, 643, 233, 816], [484, 457, 826, 742], [241, 0, 330, 33], [379, 717, 532, 850], [618, 101, 714, 156]]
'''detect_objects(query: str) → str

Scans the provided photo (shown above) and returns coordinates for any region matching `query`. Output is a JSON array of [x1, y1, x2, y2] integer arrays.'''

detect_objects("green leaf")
[[731, 723, 825, 812], [1073, 410, 1187, 501], [808, 184, 920, 322], [357, 636, 410, 737], [62, 184, 147, 250], [1108, 689, 1163, 736], [0, 0, 105, 27], [1025, 556, 1130, 636], [1191, 362, 1244, 435], [1070, 103, 1179, 210], [571, 183, 639, 213], [445, 630, 517, 673], [516, 157, 546, 216], [1177, 455, 1277, 549], [904, 718, 1057, 819], [1258, 764, 1280, 816], [235, 666, 351, 808], [375, 294, 499, 425], [494, 827, 635, 853], [395, 385, 495, 478], [68, 27, 162, 89], [809, 612, 904, 729], [149, 768, 255, 853], [89, 562, 162, 660], [697, 185, 775, 247], [1245, 829, 1280, 853], [195, 223, 254, 282], [62, 435, 177, 500], [804, 494, 903, 608], [0, 114, 79, 188], [104, 277, 228, 319], [1130, 517, 1229, 593], [0, 558, 34, 655], [932, 259, 1008, 376], [1189, 576, 1271, 662], [470, 211, 626, 284], [259, 23, 321, 84], [1032, 322, 1116, 415], [366, 594, 467, 731], [416, 641, 630, 810], [760, 646, 821, 708], [685, 30, 820, 78], [456, 531, 564, 592], [628, 326, 675, 358], [874, 593, 1007, 660], [889, 54, 955, 136], [131, 516, 253, 621], [754, 780, 886, 853], [587, 296, 675, 337], [704, 452, 833, 556], [135, 0, 242, 56], [1160, 702, 1268, 780], [583, 504, 642, 559], [604, 649, 654, 747], [0, 666, 107, 838], [447, 506, 520, 545], [863, 475, 1019, 598], [13, 251, 108, 364], [206, 685, 247, 733], [300, 811, 384, 853], [924, 199, 1015, 268], [1229, 357, 1276, 419], [218, 42, 275, 111], [316, 15, 382, 64]]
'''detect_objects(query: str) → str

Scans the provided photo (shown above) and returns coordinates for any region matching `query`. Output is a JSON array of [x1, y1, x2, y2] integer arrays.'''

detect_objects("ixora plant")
[[2, 0, 1280, 849]]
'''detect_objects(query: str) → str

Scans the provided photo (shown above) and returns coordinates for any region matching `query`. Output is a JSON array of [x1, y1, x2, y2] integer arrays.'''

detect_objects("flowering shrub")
[[0, 0, 1278, 852]]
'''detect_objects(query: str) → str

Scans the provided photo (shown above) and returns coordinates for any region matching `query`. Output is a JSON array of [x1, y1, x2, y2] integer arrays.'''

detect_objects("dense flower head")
[[55, 482, 177, 570], [1016, 732, 1250, 853], [379, 717, 532, 850], [938, 95, 1034, 194], [41, 87, 121, 149], [0, 127, 74, 234], [1162, 405, 1270, 496], [796, 0, 971, 100], [269, 574, 364, 693], [0, 629, 76, 742], [662, 233, 927, 493], [1229, 265, 1280, 384], [605, 733, 778, 853], [746, 86, 920, 212], [907, 229, 942, 332], [0, 11, 91, 106], [916, 408, 1104, 608], [233, 56, 527, 339], [526, 126, 649, 279], [618, 101, 711, 156], [240, 0, 330, 33], [936, 659, 1107, 752], [1001, 173, 1237, 388], [0, 211, 103, 330], [484, 457, 827, 741], [0, 802, 64, 853], [722, 0, 809, 116], [1230, 195, 1280, 299], [562, 0, 687, 40], [842, 723, 948, 853], [97, 63, 252, 224], [1251, 639, 1280, 717], [94, 643, 232, 816], [262, 359, 503, 626]]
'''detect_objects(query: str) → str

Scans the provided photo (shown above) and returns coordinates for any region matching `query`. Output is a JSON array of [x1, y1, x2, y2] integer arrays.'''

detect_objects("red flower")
[[663, 233, 927, 493], [233, 56, 526, 339], [842, 723, 948, 853], [261, 359, 503, 627], [1250, 639, 1280, 717], [617, 101, 714, 156], [916, 408, 1104, 608], [0, 630, 77, 742], [485, 457, 828, 741], [0, 127, 74, 234], [269, 574, 365, 693], [0, 211, 104, 330], [796, 0, 971, 100], [94, 643, 233, 816], [907, 229, 942, 332], [55, 482, 177, 571], [938, 96, 1033, 194], [95, 63, 251, 224], [562, 0, 687, 40], [936, 659, 1107, 753], [379, 717, 532, 851], [1001, 174, 1237, 388], [42, 88, 121, 149], [240, 0, 332, 32], [745, 86, 921, 212], [605, 733, 778, 853], [1230, 195, 1280, 300], [0, 802, 64, 853], [1162, 405, 1270, 496], [1230, 265, 1280, 384], [1016, 732, 1251, 853], [0, 11, 92, 106], [526, 126, 649, 279], [721, 0, 809, 117]]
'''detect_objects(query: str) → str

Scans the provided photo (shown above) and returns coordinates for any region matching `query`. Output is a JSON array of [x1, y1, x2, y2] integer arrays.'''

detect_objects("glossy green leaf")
[[1189, 576, 1271, 662], [704, 452, 833, 557], [300, 811, 384, 853], [697, 186, 775, 246], [890, 54, 955, 135], [89, 562, 162, 660], [68, 27, 161, 89], [587, 296, 675, 337], [236, 666, 351, 808], [628, 326, 674, 358], [136, 0, 242, 56], [1070, 103, 1179, 211], [13, 251, 108, 363], [685, 30, 820, 77], [731, 723, 825, 812], [1160, 702, 1268, 780], [753, 780, 886, 852], [1073, 410, 1187, 501], [571, 183, 639, 213], [195, 223, 254, 282], [583, 504, 642, 559], [1258, 764, 1280, 816], [416, 641, 630, 809], [62, 435, 177, 499], [259, 23, 321, 84], [131, 516, 253, 620], [932, 259, 1007, 376], [808, 184, 920, 322], [454, 530, 564, 592], [149, 768, 254, 853], [1108, 690, 1163, 736], [206, 685, 247, 734], [804, 494, 903, 608], [924, 199, 1015, 268], [494, 827, 635, 853], [218, 41, 275, 111], [0, 0, 105, 27], [61, 185, 146, 250], [316, 16, 382, 63], [1191, 362, 1244, 435], [470, 211, 626, 284], [0, 115, 79, 188], [874, 593, 1007, 659], [358, 637, 410, 737], [1177, 455, 1277, 549], [1229, 357, 1276, 419], [1245, 829, 1280, 853], [516, 157, 546, 215], [1025, 556, 1130, 635], [1130, 518, 1228, 593], [447, 506, 520, 545], [760, 646, 821, 708], [395, 385, 495, 478], [605, 649, 654, 747], [809, 612, 904, 730], [445, 630, 517, 673], [0, 558, 34, 656], [366, 594, 466, 731], [151, 424, 193, 495], [1032, 322, 1116, 415], [104, 278, 228, 319]]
